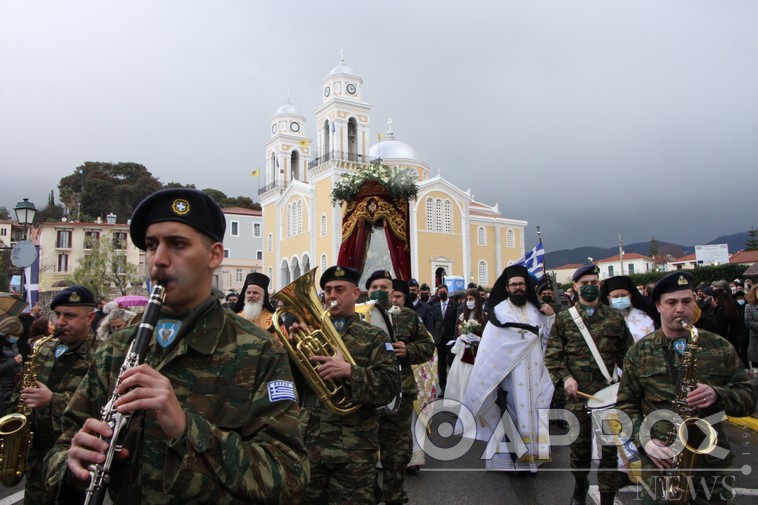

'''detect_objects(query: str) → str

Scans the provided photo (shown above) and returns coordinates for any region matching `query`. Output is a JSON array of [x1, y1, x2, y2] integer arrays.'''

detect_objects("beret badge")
[[171, 199, 191, 216]]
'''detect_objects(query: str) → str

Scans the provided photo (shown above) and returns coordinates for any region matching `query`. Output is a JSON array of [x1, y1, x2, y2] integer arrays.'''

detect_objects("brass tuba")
[[664, 319, 719, 503], [272, 267, 360, 416], [0, 330, 59, 487]]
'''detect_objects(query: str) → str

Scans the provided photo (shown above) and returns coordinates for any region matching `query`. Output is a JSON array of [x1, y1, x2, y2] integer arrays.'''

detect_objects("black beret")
[[572, 264, 600, 282], [651, 272, 694, 301], [320, 265, 362, 289], [365, 269, 393, 290], [536, 276, 553, 294], [129, 188, 226, 250], [420, 283, 431, 291], [50, 286, 96, 310], [225, 292, 239, 301], [407, 278, 419, 288]]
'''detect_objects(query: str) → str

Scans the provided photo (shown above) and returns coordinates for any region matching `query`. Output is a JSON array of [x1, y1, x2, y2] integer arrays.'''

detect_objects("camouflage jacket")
[[616, 328, 756, 454], [27, 331, 97, 461], [299, 314, 399, 464], [544, 302, 634, 401], [45, 297, 308, 505], [388, 306, 435, 394]]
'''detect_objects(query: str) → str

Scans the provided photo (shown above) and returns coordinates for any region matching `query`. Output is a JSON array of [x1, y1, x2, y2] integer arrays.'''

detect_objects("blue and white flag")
[[511, 241, 545, 280]]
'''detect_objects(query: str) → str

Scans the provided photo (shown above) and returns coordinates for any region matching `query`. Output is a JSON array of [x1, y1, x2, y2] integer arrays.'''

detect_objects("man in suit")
[[431, 284, 459, 394], [408, 278, 434, 333]]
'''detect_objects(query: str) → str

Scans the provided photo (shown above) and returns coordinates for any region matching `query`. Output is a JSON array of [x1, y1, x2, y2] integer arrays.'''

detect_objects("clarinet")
[[83, 282, 167, 505]]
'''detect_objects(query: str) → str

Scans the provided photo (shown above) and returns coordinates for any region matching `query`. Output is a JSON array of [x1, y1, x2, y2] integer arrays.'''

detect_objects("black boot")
[[570, 477, 589, 505], [599, 492, 615, 505]]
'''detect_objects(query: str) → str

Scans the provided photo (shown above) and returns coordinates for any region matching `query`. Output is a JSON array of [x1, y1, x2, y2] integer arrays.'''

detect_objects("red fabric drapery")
[[336, 181, 411, 280]]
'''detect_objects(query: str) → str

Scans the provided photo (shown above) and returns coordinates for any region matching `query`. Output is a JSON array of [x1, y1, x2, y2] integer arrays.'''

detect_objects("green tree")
[[0, 206, 9, 220], [71, 235, 142, 297], [35, 190, 65, 223], [164, 181, 196, 189], [59, 162, 163, 222], [745, 227, 758, 251]]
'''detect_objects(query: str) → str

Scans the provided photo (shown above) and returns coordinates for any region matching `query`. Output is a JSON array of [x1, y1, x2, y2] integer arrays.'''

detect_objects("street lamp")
[[12, 198, 37, 303], [14, 198, 37, 240]]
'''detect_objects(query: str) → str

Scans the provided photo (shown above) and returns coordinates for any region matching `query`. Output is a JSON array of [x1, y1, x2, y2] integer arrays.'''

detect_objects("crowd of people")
[[0, 186, 756, 505]]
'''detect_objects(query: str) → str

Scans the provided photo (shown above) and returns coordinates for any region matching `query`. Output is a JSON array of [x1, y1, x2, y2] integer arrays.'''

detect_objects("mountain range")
[[544, 230, 752, 268]]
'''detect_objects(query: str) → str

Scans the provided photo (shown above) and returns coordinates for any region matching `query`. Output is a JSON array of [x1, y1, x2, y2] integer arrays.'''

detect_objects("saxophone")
[[0, 329, 60, 487], [664, 319, 718, 503], [84, 282, 166, 505]]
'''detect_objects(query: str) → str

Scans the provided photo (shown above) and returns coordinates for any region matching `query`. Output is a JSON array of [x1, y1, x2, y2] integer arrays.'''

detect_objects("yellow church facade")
[[259, 59, 527, 290]]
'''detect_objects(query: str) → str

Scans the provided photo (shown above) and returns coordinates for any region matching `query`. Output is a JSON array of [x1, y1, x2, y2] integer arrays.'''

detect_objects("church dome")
[[368, 126, 418, 160], [276, 101, 299, 115], [330, 63, 354, 75]]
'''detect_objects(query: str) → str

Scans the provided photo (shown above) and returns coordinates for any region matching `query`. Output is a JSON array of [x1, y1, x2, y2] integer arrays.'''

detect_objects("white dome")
[[330, 63, 354, 75], [276, 102, 299, 115], [369, 139, 418, 160]]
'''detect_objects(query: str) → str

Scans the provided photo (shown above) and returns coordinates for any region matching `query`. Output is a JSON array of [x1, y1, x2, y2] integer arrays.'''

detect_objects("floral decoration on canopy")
[[331, 164, 418, 206]]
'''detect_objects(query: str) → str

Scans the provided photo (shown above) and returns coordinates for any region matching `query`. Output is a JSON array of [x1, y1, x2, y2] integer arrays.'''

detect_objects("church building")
[[259, 58, 528, 290]]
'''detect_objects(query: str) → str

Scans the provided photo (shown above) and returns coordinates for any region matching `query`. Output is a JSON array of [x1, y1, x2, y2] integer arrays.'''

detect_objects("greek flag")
[[513, 241, 545, 280]]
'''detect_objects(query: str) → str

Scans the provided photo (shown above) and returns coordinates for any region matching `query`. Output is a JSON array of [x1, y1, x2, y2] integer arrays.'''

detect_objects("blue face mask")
[[7, 336, 19, 344], [610, 296, 632, 310]]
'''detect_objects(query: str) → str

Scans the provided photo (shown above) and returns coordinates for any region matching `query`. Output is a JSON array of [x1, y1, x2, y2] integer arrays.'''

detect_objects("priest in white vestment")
[[462, 265, 555, 472]]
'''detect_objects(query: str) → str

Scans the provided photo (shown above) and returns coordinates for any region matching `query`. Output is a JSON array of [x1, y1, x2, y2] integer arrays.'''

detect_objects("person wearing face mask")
[[545, 264, 634, 505], [0, 316, 24, 415], [407, 278, 434, 333], [366, 273, 434, 505], [537, 276, 564, 313], [599, 276, 655, 342], [430, 284, 459, 395]]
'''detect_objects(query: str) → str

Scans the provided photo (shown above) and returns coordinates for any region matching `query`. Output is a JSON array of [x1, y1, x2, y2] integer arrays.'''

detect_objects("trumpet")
[[271, 268, 360, 416]]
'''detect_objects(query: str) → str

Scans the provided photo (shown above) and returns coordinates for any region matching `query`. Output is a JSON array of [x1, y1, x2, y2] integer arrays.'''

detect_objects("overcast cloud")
[[1, 0, 757, 251]]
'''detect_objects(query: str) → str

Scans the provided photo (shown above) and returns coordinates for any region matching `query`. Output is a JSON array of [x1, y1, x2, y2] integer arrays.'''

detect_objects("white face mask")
[[610, 296, 631, 310], [466, 301, 476, 310]]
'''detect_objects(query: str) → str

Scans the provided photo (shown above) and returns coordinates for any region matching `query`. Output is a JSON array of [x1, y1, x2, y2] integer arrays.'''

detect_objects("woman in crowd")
[[712, 287, 749, 368], [0, 317, 24, 415], [96, 308, 136, 340], [744, 285, 758, 374], [445, 288, 487, 403]]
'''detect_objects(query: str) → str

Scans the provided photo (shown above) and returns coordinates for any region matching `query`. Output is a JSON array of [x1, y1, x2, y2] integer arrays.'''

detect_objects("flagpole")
[[619, 233, 625, 276]]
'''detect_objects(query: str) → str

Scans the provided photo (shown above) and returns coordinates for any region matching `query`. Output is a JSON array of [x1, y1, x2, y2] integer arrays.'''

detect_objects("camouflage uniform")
[[21, 330, 97, 505], [379, 306, 435, 505], [300, 314, 399, 505], [544, 302, 634, 493], [45, 297, 309, 504], [616, 329, 756, 504]]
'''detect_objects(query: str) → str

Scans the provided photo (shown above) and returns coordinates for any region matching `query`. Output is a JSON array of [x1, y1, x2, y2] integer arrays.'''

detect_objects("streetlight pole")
[[13, 198, 37, 302]]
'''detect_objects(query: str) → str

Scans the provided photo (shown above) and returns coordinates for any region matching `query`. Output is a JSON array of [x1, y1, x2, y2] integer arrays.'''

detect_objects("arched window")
[[320, 214, 327, 236], [268, 267, 273, 282], [320, 254, 328, 274], [267, 233, 273, 252], [444, 200, 452, 233], [478, 260, 488, 286], [280, 259, 290, 287], [286, 204, 293, 237], [302, 254, 311, 273], [347, 118, 358, 160], [291, 150, 301, 182], [506, 229, 515, 248], [297, 200, 303, 234], [477, 226, 486, 246], [426, 198, 434, 231], [435, 199, 443, 232]]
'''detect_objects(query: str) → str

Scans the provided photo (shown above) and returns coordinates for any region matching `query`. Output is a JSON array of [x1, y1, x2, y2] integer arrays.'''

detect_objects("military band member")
[[545, 264, 634, 505], [366, 272, 435, 505], [18, 286, 98, 505], [616, 272, 756, 505], [45, 188, 308, 504], [295, 265, 400, 505]]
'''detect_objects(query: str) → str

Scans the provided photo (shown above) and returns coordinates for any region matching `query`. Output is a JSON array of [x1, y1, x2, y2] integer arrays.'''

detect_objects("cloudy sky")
[[1, 0, 756, 251]]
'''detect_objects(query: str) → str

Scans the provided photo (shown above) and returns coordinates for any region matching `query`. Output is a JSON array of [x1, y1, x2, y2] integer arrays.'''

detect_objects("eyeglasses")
[[507, 282, 526, 288]]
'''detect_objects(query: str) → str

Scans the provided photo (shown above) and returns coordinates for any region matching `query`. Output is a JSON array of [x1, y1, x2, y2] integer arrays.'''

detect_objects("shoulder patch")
[[267, 380, 297, 402], [385, 342, 394, 352]]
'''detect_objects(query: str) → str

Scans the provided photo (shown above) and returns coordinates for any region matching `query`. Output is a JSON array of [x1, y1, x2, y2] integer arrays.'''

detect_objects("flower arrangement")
[[459, 319, 482, 337], [331, 164, 418, 206]]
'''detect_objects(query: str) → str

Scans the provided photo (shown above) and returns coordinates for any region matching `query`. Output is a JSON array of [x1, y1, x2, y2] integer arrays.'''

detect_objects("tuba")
[[664, 319, 719, 503], [0, 329, 60, 487], [271, 268, 360, 416]]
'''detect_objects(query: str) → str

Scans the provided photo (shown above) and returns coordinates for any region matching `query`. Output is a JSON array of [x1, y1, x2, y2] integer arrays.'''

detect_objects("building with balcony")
[[215, 207, 263, 295], [259, 58, 527, 290]]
